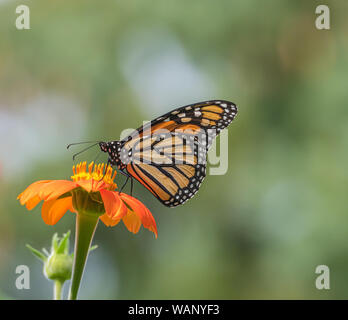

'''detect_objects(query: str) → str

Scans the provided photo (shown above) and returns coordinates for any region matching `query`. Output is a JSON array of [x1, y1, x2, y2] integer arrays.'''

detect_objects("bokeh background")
[[1, 0, 347, 299]]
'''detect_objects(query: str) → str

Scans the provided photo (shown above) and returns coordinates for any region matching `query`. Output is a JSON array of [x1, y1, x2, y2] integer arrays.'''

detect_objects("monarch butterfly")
[[87, 100, 237, 207]]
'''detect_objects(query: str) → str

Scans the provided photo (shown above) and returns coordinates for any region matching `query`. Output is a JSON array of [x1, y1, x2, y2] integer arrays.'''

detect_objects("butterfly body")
[[99, 100, 237, 207], [99, 140, 126, 169]]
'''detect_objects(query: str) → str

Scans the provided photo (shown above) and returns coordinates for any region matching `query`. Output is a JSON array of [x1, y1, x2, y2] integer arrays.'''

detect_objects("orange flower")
[[17, 162, 157, 237]]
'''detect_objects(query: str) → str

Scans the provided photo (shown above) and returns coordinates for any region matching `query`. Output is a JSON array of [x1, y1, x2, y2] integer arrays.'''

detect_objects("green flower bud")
[[44, 253, 73, 282], [27, 230, 98, 299], [27, 231, 98, 283], [27, 231, 73, 282]]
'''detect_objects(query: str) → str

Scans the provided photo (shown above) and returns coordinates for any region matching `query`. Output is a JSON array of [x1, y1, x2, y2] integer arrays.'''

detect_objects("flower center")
[[71, 161, 117, 190]]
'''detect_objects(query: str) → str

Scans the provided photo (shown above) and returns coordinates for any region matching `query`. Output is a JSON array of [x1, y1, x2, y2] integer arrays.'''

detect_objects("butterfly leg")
[[130, 177, 134, 196], [118, 170, 131, 194]]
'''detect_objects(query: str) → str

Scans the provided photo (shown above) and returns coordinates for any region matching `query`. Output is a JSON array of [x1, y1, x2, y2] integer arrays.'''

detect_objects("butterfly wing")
[[119, 100, 237, 207], [123, 100, 237, 148], [123, 131, 207, 206]]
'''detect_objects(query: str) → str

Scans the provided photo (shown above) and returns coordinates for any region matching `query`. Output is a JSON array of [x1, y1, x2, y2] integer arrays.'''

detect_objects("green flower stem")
[[54, 280, 64, 300], [68, 212, 99, 300]]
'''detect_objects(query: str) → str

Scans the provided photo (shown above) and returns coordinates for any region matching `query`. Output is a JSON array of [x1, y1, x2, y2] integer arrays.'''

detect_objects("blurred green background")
[[1, 0, 348, 299]]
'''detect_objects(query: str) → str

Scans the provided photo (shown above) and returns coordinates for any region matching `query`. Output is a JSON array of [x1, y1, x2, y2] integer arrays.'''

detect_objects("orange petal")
[[75, 179, 93, 193], [25, 195, 41, 210], [142, 207, 158, 238], [120, 193, 158, 238], [18, 180, 52, 205], [100, 190, 127, 220], [91, 179, 111, 192], [100, 213, 121, 227], [38, 180, 78, 201], [122, 209, 142, 234], [41, 197, 73, 225], [77, 178, 113, 193]]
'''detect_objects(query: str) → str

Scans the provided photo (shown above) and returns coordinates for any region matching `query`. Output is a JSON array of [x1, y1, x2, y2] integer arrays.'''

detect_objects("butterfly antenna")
[[71, 142, 100, 161], [67, 141, 100, 149]]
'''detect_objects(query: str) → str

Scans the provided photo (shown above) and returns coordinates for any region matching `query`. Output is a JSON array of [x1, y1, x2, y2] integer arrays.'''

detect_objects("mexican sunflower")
[[17, 161, 157, 237], [17, 161, 157, 300]]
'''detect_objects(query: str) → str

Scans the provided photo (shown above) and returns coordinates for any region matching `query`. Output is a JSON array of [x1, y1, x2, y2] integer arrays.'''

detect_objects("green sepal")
[[26, 244, 47, 262], [57, 231, 71, 254], [51, 233, 59, 252]]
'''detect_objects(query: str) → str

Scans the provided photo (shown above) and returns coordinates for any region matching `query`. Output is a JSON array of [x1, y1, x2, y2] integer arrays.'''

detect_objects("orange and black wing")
[[119, 100, 237, 207]]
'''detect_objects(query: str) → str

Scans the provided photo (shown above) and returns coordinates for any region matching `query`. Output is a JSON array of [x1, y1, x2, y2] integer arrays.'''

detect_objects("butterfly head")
[[99, 141, 108, 152], [99, 141, 124, 168]]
